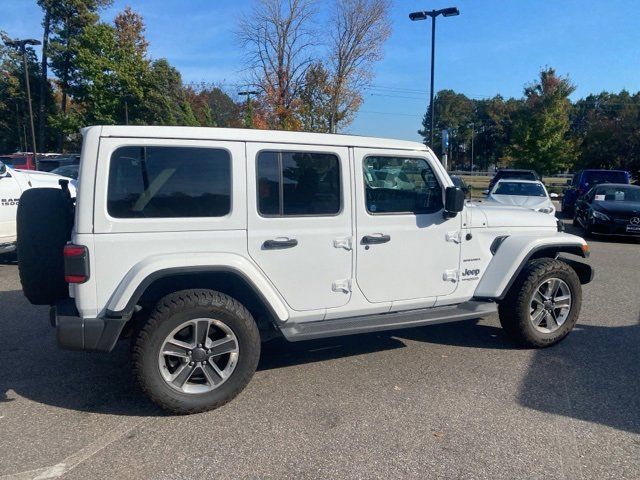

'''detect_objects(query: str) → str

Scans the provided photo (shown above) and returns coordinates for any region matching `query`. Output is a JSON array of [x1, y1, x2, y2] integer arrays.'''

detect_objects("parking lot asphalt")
[[0, 221, 638, 480]]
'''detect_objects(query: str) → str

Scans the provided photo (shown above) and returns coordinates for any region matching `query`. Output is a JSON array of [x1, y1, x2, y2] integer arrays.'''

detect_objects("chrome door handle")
[[362, 234, 391, 245], [262, 238, 298, 250]]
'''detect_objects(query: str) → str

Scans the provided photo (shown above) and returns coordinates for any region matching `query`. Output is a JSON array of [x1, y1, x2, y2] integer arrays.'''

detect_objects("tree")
[[185, 84, 243, 128], [0, 34, 53, 153], [326, 0, 390, 132], [48, 0, 112, 149], [237, 0, 317, 130], [473, 96, 523, 170], [37, 0, 53, 151], [508, 68, 577, 174], [419, 89, 475, 167], [143, 59, 193, 126], [297, 62, 332, 132], [572, 91, 640, 178]]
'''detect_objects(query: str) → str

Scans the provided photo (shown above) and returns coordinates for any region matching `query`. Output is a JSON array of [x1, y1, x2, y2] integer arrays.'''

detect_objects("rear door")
[[247, 143, 352, 312]]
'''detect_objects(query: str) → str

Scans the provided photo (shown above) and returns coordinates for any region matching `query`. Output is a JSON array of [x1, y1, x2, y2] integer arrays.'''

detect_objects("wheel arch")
[[105, 253, 290, 328], [474, 234, 592, 301]]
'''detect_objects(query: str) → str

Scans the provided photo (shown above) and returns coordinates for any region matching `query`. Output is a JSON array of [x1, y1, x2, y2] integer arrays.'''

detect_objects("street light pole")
[[429, 14, 436, 149], [6, 38, 42, 166], [469, 122, 475, 172], [409, 7, 459, 152], [238, 90, 260, 128]]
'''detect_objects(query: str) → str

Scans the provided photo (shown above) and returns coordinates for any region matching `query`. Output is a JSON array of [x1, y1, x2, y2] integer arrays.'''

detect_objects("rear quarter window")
[[107, 146, 231, 218]]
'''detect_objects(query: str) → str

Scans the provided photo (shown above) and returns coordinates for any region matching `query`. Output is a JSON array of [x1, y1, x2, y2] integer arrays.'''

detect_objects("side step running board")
[[280, 300, 497, 342]]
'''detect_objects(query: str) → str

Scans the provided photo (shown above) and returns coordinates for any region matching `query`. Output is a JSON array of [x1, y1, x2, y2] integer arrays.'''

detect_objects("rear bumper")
[[51, 298, 128, 352]]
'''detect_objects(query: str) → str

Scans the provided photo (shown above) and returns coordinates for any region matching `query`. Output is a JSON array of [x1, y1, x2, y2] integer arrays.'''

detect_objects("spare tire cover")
[[17, 188, 73, 305]]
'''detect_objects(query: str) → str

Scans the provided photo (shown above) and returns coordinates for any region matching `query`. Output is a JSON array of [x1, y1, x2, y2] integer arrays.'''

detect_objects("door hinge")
[[443, 269, 459, 283], [333, 237, 352, 250], [332, 279, 352, 294], [446, 231, 462, 243]]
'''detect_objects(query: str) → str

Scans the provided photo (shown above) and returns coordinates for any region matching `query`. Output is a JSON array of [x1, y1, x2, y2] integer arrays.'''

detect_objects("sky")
[[2, 0, 639, 141]]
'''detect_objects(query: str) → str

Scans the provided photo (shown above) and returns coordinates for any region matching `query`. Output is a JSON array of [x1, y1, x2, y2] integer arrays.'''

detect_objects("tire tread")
[[131, 289, 260, 414]]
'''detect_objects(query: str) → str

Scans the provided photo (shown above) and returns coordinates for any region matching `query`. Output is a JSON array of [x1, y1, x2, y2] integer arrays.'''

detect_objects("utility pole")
[[238, 90, 260, 128], [409, 7, 460, 152], [6, 38, 42, 167], [469, 122, 475, 172]]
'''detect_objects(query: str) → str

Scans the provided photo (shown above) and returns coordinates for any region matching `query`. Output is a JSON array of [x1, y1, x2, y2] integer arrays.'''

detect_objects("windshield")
[[593, 186, 640, 203], [494, 182, 546, 197], [584, 171, 628, 185]]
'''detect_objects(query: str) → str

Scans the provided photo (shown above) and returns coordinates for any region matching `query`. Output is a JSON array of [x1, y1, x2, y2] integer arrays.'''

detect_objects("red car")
[[0, 153, 37, 170]]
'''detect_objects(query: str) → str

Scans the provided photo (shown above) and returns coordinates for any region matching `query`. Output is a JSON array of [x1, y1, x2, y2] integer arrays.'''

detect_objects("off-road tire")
[[498, 258, 582, 348], [132, 289, 261, 414], [17, 188, 73, 305]]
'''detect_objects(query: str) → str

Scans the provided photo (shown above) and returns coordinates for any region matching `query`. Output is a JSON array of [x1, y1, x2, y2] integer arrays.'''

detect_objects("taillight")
[[63, 244, 89, 283]]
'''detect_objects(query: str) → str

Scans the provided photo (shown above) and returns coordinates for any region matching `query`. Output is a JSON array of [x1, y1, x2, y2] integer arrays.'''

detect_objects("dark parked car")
[[38, 154, 80, 172], [573, 183, 640, 237], [562, 169, 630, 216], [488, 169, 540, 191]]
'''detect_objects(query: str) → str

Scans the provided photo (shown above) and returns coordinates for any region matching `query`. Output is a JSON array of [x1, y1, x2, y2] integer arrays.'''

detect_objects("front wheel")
[[132, 289, 261, 414], [498, 258, 582, 348]]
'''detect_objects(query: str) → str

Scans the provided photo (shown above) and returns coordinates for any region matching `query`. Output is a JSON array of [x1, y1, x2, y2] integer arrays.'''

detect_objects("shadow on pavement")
[[0, 289, 163, 417], [2, 283, 639, 434], [517, 320, 640, 434]]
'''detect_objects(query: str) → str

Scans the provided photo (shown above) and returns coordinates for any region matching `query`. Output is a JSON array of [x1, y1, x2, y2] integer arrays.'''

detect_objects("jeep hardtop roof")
[[87, 125, 430, 152]]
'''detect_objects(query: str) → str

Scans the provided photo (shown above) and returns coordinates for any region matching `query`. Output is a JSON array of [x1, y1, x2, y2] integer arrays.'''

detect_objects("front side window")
[[363, 156, 443, 214], [107, 146, 231, 218], [257, 151, 341, 216]]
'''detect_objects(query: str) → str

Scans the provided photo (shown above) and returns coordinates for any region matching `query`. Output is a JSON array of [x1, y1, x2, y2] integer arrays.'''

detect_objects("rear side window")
[[107, 146, 231, 218], [364, 156, 443, 214], [257, 151, 341, 216]]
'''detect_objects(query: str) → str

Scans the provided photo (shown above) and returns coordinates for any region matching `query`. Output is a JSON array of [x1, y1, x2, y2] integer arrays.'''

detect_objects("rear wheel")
[[499, 258, 581, 348], [132, 289, 261, 414]]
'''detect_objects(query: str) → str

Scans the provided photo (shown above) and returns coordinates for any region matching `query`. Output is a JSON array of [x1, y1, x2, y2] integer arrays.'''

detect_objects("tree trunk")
[[38, 8, 50, 153], [58, 16, 69, 152]]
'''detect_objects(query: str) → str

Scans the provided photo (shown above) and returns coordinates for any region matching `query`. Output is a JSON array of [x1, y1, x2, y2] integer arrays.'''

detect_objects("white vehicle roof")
[[90, 126, 430, 152], [494, 179, 543, 185]]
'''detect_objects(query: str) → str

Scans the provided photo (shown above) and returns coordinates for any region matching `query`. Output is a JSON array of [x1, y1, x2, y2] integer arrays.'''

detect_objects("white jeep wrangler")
[[17, 126, 593, 414]]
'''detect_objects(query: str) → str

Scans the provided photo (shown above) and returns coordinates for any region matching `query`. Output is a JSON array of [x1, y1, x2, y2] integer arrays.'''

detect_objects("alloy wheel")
[[529, 278, 572, 334], [158, 318, 239, 394]]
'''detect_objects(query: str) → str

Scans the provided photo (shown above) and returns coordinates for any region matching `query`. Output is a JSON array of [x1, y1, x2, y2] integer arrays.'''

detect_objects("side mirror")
[[0, 161, 6, 176], [550, 192, 559, 199], [444, 186, 465, 218]]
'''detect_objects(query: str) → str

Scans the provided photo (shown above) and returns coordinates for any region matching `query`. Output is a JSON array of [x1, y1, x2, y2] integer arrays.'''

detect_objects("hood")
[[593, 201, 640, 216], [469, 202, 557, 228], [487, 194, 551, 210], [13, 167, 77, 196]]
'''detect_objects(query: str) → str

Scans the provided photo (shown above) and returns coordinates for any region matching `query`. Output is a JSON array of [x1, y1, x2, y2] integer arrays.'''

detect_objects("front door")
[[354, 148, 461, 304], [247, 143, 353, 312]]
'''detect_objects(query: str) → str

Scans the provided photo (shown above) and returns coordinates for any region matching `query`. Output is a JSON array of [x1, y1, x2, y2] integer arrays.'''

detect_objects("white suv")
[[17, 126, 593, 414]]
